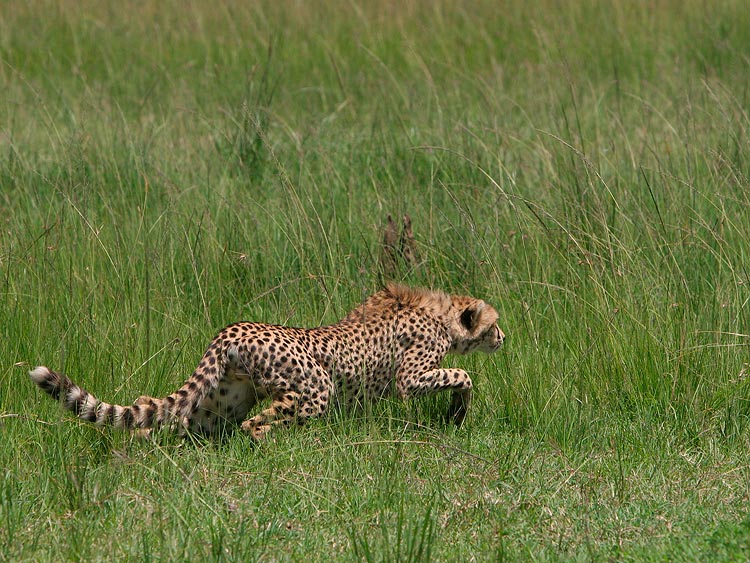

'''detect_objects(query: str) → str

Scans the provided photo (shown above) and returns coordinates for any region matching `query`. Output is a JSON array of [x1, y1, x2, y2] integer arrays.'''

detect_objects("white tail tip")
[[29, 366, 52, 384]]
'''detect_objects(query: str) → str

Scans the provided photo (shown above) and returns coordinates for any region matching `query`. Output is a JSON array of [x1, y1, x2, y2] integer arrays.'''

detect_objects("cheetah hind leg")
[[240, 392, 300, 440], [240, 388, 330, 441], [241, 365, 332, 440]]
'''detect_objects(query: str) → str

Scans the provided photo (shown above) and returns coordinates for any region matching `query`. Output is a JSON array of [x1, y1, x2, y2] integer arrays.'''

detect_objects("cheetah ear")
[[459, 302, 485, 332]]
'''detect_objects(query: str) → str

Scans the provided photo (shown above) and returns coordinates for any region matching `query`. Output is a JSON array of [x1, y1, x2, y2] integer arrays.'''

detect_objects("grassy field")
[[2, 0, 750, 560]]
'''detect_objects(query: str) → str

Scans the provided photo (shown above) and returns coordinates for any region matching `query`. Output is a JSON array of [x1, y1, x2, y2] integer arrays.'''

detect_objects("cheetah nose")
[[497, 327, 506, 342]]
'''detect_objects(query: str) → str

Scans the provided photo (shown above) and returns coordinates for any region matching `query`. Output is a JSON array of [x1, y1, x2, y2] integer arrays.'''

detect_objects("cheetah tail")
[[29, 366, 166, 429]]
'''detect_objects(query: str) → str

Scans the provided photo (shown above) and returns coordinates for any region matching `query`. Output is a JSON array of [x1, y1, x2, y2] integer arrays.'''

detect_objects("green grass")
[[1, 0, 750, 560]]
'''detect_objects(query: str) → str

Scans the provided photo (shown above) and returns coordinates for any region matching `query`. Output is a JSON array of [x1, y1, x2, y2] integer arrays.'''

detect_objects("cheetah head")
[[447, 296, 505, 355]]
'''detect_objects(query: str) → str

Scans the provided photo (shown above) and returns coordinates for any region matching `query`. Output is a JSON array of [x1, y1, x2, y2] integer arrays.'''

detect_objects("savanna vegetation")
[[1, 1, 749, 560]]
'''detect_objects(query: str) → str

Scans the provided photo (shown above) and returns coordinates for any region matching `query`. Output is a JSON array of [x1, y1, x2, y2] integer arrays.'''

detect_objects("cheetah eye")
[[480, 325, 500, 340]]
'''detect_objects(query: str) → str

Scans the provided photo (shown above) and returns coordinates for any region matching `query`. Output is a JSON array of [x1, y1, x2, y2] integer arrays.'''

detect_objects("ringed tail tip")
[[29, 365, 53, 384]]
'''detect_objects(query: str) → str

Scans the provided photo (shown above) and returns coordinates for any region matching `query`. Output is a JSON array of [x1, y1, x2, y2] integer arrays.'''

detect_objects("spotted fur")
[[30, 284, 505, 439]]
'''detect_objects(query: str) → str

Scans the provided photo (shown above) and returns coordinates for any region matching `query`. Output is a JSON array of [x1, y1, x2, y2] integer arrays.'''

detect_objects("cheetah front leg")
[[396, 368, 473, 426], [240, 367, 333, 440]]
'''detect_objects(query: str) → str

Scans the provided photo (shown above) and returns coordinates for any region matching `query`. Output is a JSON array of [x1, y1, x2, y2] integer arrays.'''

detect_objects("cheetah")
[[30, 284, 505, 439]]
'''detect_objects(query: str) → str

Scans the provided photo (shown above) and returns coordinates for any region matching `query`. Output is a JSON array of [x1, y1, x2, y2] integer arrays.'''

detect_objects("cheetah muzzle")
[[30, 284, 505, 439]]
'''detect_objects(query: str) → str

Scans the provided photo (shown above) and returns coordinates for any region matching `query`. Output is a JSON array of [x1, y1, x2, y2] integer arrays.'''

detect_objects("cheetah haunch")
[[30, 284, 505, 439]]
